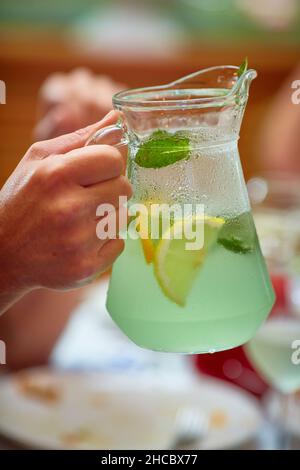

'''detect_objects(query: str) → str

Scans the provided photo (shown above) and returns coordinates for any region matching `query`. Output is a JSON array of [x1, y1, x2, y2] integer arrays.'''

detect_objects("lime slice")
[[154, 216, 224, 306]]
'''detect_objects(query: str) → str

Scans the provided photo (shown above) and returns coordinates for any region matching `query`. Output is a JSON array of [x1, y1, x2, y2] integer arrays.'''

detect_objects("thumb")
[[29, 110, 120, 159]]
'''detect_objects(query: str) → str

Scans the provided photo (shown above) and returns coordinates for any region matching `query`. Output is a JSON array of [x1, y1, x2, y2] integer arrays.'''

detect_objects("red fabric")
[[193, 275, 286, 398]]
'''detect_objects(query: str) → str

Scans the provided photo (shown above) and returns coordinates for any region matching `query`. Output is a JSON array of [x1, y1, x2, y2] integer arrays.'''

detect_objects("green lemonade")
[[106, 129, 275, 353], [107, 213, 274, 353]]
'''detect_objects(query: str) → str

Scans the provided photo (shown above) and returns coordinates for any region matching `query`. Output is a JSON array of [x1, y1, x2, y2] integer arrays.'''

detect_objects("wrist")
[[0, 228, 33, 315]]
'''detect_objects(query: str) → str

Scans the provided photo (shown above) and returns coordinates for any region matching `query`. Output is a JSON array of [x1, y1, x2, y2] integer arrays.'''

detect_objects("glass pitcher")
[[88, 66, 275, 353]]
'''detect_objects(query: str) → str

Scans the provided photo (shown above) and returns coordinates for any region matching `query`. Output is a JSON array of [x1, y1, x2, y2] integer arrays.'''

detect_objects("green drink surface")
[[107, 212, 274, 353]]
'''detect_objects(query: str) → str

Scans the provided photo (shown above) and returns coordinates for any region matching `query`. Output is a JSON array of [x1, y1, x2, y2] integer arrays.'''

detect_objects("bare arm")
[[0, 288, 87, 370], [0, 111, 131, 316], [0, 71, 127, 367]]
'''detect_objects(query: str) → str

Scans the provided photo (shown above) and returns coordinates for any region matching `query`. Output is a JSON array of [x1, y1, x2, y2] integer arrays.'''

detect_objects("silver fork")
[[170, 407, 209, 449]]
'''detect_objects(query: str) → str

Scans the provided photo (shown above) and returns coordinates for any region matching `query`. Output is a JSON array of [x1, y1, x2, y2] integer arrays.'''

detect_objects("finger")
[[83, 112, 128, 167], [95, 206, 128, 244], [72, 238, 125, 288], [63, 207, 127, 262], [28, 110, 120, 159], [61, 145, 125, 186], [87, 175, 132, 212], [97, 238, 125, 271]]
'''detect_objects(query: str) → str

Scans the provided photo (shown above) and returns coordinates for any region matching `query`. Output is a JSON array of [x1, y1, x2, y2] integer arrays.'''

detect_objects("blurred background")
[[1, 0, 300, 186], [0, 0, 300, 451]]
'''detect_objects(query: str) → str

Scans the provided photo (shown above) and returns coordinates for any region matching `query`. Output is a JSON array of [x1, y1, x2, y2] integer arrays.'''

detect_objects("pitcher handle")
[[85, 119, 128, 148]]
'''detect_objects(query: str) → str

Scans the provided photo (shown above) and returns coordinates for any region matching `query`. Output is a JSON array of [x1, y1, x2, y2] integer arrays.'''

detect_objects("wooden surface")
[[0, 33, 299, 187]]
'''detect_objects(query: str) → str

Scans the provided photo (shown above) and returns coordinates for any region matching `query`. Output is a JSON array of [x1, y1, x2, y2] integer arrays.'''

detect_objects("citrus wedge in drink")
[[135, 205, 159, 264], [141, 238, 155, 264], [154, 216, 224, 306]]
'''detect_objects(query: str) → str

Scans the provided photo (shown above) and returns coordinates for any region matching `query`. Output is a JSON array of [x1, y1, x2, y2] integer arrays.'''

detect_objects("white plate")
[[0, 368, 262, 450]]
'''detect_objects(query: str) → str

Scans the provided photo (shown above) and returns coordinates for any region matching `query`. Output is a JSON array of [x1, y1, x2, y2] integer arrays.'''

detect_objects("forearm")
[[0, 259, 30, 316], [0, 291, 24, 316], [0, 110, 127, 316], [0, 288, 85, 370], [0, 195, 29, 314], [0, 242, 30, 316]]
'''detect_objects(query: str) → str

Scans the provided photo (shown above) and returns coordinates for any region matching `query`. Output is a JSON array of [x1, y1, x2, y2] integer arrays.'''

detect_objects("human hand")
[[34, 68, 125, 140], [0, 111, 131, 314]]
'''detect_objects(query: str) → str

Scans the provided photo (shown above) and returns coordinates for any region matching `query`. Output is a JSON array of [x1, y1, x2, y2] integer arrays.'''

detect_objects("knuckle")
[[33, 160, 66, 191], [50, 200, 76, 228], [49, 196, 87, 229], [73, 127, 89, 139], [28, 164, 44, 187], [46, 160, 66, 185], [29, 141, 48, 159]]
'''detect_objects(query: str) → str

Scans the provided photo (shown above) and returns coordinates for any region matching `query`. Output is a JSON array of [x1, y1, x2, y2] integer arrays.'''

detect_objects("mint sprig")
[[135, 130, 190, 169], [237, 57, 248, 78]]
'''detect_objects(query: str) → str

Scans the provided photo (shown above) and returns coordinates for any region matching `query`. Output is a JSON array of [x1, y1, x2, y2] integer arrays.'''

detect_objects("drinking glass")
[[246, 173, 300, 448]]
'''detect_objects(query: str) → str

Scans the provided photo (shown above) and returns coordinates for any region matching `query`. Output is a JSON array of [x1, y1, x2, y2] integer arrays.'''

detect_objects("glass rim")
[[112, 65, 257, 111]]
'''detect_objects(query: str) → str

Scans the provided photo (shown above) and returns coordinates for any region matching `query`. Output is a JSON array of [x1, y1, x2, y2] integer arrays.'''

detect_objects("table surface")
[[0, 423, 299, 450]]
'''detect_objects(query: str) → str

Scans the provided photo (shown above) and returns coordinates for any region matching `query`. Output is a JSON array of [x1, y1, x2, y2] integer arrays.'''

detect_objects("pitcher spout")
[[114, 64, 257, 111], [112, 64, 257, 142], [235, 69, 257, 105]]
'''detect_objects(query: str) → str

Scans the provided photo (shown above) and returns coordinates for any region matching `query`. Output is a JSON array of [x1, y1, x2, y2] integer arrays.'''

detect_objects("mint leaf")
[[217, 213, 254, 255], [135, 130, 190, 169], [237, 57, 248, 78], [218, 236, 252, 254]]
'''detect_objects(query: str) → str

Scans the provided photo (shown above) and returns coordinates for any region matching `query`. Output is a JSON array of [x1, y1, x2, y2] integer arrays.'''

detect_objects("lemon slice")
[[141, 238, 155, 264], [137, 203, 163, 264], [135, 206, 155, 264], [154, 216, 224, 306]]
